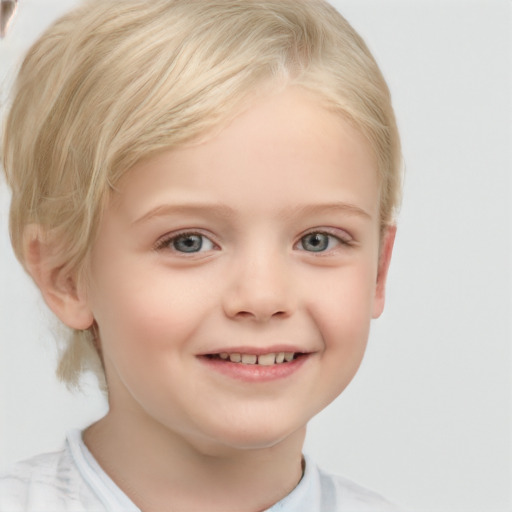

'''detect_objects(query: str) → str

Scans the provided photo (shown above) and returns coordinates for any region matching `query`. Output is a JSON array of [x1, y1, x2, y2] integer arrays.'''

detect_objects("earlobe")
[[372, 225, 396, 319], [23, 225, 94, 330]]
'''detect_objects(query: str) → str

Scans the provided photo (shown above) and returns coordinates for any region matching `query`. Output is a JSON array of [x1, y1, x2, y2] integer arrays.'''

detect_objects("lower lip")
[[198, 354, 310, 382]]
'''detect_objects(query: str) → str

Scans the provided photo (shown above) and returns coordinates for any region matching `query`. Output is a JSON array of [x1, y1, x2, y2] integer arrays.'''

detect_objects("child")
[[0, 0, 402, 510]]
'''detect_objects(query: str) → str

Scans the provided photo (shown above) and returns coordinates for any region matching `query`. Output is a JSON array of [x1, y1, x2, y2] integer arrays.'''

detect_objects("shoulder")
[[0, 440, 104, 512], [272, 455, 402, 512], [316, 465, 401, 512]]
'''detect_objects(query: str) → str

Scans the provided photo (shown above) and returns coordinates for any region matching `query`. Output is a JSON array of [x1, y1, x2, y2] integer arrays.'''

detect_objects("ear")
[[372, 225, 396, 319], [23, 225, 94, 330]]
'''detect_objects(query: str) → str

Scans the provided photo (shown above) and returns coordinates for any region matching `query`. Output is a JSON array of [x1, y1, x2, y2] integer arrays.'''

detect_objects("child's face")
[[84, 87, 393, 452]]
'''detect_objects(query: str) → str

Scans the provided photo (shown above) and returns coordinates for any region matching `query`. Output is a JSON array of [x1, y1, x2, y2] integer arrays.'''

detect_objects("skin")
[[26, 87, 395, 511]]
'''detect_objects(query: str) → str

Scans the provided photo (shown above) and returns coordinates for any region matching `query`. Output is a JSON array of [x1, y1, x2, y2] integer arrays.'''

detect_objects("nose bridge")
[[223, 241, 294, 321]]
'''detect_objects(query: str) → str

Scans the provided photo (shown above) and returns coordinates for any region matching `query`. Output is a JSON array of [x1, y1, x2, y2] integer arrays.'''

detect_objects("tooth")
[[219, 353, 229, 360], [229, 353, 241, 363], [257, 353, 276, 366], [284, 352, 295, 362], [276, 352, 285, 364], [241, 354, 257, 364]]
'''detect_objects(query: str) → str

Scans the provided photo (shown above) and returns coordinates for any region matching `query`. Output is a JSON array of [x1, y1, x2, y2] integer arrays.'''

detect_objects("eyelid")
[[154, 229, 220, 252], [297, 227, 353, 244], [153, 227, 352, 253]]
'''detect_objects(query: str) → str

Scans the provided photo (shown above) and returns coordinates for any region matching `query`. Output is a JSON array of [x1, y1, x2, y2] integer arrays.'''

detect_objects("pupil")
[[174, 235, 202, 252], [303, 233, 328, 252]]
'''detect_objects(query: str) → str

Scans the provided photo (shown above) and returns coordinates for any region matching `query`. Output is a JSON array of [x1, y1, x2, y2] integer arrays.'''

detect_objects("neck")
[[84, 409, 306, 512]]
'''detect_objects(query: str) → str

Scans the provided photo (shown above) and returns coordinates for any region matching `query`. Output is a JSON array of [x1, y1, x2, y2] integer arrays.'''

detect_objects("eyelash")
[[154, 228, 352, 255], [154, 231, 218, 254], [295, 229, 353, 253]]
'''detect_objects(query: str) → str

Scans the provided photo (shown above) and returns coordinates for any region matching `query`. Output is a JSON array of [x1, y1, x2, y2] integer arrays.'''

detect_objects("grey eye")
[[300, 232, 330, 252], [173, 234, 205, 253]]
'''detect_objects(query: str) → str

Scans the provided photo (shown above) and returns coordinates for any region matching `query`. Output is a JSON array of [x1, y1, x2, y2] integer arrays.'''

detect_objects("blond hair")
[[2, 0, 401, 389]]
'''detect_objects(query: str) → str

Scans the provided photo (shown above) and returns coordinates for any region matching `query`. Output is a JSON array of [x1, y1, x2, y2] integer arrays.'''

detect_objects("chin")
[[189, 422, 307, 457]]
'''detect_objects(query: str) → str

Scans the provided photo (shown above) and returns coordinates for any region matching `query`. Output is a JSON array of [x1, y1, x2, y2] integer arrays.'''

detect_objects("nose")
[[222, 250, 295, 322]]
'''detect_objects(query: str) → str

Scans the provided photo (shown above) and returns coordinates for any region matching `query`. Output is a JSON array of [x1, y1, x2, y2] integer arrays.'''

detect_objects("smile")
[[200, 350, 311, 382], [209, 352, 299, 366]]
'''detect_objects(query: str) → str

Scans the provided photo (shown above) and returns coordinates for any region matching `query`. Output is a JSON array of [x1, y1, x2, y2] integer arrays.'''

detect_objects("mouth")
[[198, 347, 312, 382], [205, 351, 305, 366]]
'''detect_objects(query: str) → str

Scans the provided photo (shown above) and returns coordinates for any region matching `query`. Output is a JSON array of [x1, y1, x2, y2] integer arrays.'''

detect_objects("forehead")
[[110, 87, 380, 223]]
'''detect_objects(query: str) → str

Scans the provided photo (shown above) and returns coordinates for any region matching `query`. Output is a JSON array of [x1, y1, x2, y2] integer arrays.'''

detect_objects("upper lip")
[[198, 345, 312, 356]]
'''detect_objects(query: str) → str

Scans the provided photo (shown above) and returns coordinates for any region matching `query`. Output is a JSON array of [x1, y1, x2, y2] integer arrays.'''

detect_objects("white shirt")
[[0, 431, 400, 511]]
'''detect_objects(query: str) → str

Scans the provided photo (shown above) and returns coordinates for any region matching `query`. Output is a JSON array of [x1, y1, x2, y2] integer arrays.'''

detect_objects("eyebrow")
[[132, 201, 372, 225], [289, 202, 373, 220], [132, 203, 235, 225]]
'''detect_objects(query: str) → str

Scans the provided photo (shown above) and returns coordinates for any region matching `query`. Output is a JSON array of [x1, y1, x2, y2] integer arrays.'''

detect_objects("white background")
[[1, 1, 510, 511]]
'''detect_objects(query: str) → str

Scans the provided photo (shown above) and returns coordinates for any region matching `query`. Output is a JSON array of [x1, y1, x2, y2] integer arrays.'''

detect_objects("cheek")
[[91, 268, 219, 359], [306, 264, 377, 388], [310, 280, 374, 402], [311, 265, 377, 335], [92, 287, 197, 405]]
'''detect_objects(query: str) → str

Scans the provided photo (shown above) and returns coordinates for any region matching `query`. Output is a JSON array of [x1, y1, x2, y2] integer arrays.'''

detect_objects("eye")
[[156, 232, 216, 253], [298, 231, 348, 252]]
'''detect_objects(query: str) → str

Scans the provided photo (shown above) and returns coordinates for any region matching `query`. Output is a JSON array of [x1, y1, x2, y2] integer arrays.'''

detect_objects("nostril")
[[223, 282, 294, 321], [236, 311, 254, 319], [233, 309, 288, 321]]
